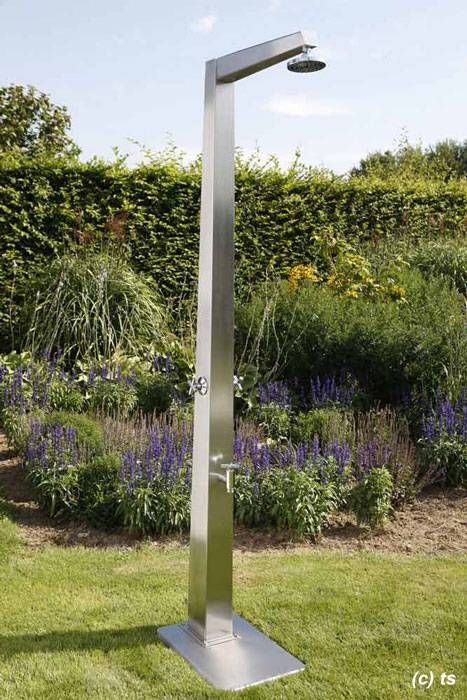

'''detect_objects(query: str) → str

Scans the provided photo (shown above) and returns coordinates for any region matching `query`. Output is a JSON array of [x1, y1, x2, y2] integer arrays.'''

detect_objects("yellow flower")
[[289, 264, 321, 290], [344, 289, 359, 298]]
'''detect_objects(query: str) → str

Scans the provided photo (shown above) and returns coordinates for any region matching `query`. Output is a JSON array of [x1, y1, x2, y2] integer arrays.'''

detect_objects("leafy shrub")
[[234, 465, 338, 539], [419, 392, 467, 486], [267, 467, 338, 538], [47, 380, 84, 412], [0, 351, 86, 414], [352, 136, 467, 181], [117, 475, 191, 535], [77, 453, 122, 526], [289, 246, 406, 301], [289, 263, 322, 290], [87, 378, 137, 417], [325, 251, 406, 301], [249, 404, 291, 440], [44, 411, 103, 454], [136, 374, 174, 415], [236, 269, 467, 401], [23, 250, 171, 363], [350, 467, 393, 528], [28, 463, 80, 518], [422, 437, 467, 487], [292, 408, 352, 445], [0, 84, 79, 158]]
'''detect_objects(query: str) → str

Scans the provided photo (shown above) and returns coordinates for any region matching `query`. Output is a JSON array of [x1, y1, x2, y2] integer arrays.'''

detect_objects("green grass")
[[0, 490, 22, 564], [0, 515, 465, 700]]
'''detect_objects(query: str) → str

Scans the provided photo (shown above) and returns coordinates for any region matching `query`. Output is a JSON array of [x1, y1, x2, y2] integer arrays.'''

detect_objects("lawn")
[[0, 506, 465, 700]]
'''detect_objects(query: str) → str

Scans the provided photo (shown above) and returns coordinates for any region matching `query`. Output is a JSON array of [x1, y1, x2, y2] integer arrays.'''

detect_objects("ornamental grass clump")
[[409, 237, 467, 295], [292, 408, 353, 446], [23, 249, 172, 364]]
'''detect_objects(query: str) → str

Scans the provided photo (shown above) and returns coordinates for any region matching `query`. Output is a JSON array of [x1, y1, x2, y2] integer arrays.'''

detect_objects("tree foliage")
[[352, 134, 467, 181], [0, 85, 79, 158]]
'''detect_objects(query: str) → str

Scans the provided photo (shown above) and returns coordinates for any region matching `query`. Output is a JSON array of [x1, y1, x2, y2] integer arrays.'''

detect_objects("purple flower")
[[421, 390, 467, 443], [308, 372, 356, 408], [422, 416, 435, 441], [296, 441, 307, 469], [25, 437, 35, 464], [38, 438, 49, 469], [257, 380, 290, 408], [233, 432, 243, 460], [261, 444, 270, 471], [250, 440, 260, 473], [311, 434, 320, 460], [341, 441, 351, 467]]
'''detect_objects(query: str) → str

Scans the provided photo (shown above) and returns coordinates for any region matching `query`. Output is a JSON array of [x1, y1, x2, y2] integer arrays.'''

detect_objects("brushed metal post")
[[187, 58, 236, 645], [158, 31, 324, 690]]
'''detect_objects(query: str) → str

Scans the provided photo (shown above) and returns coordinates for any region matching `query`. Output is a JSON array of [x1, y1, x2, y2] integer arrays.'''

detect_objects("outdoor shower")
[[158, 31, 326, 691]]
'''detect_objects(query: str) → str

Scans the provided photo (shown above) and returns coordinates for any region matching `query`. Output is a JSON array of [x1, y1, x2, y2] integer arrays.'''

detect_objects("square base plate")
[[158, 614, 304, 691]]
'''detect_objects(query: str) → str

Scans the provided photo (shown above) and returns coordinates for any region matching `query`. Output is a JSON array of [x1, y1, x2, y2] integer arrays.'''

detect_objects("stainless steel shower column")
[[158, 31, 324, 691], [187, 59, 236, 644]]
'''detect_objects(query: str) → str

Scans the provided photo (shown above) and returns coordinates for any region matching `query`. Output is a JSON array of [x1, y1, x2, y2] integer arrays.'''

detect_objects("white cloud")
[[190, 15, 217, 35], [268, 0, 281, 11], [266, 95, 351, 117]]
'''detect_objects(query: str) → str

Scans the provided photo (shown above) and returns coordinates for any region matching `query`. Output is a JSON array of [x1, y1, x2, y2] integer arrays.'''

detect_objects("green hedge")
[[1, 156, 466, 349]]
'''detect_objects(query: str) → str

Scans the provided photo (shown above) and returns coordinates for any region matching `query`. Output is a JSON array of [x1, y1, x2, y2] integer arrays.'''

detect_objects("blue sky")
[[1, 0, 466, 172]]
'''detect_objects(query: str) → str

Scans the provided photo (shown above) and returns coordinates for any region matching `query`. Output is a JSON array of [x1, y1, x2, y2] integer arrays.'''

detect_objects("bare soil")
[[1, 432, 465, 555]]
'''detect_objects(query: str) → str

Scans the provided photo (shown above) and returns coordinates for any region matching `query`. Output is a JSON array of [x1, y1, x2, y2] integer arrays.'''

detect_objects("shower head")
[[287, 48, 326, 73]]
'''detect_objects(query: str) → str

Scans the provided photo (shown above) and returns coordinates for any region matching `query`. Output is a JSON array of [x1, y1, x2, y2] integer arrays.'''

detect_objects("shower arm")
[[216, 30, 316, 83]]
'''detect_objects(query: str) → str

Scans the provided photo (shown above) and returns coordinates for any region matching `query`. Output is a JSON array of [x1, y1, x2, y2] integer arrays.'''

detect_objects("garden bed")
[[2, 431, 465, 555]]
